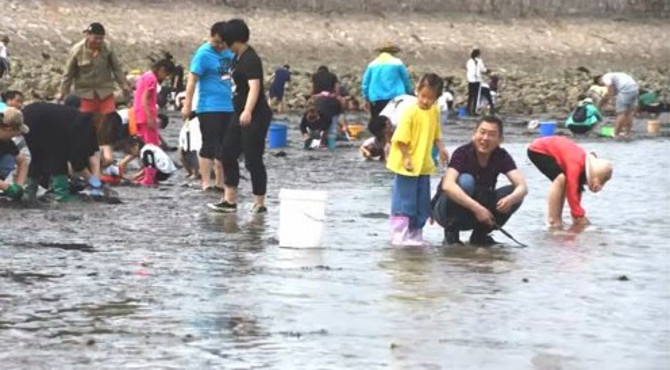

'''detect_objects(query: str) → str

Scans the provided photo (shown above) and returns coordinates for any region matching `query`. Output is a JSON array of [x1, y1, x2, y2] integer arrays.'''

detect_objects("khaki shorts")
[[615, 90, 638, 114]]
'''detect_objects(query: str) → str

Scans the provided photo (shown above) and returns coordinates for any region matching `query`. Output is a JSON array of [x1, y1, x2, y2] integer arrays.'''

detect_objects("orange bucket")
[[647, 120, 661, 135], [348, 124, 365, 139]]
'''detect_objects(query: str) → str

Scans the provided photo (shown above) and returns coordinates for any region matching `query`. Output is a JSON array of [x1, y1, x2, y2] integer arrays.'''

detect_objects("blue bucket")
[[539, 121, 557, 137], [458, 107, 468, 118], [269, 123, 288, 148]]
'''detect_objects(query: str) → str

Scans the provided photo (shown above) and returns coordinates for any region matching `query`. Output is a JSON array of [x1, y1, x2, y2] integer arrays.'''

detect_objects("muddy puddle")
[[1, 113, 669, 369]]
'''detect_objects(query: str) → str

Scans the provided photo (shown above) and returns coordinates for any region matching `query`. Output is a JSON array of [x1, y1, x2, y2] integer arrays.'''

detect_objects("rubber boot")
[[407, 229, 431, 247], [23, 177, 39, 202], [390, 216, 410, 246], [140, 167, 158, 187], [52, 175, 74, 202]]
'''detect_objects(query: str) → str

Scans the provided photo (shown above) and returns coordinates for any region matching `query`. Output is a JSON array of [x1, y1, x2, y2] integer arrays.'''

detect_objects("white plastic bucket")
[[278, 189, 327, 248]]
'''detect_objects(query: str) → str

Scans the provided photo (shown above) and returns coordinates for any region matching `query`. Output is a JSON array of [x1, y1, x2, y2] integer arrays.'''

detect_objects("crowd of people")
[[9, 16, 662, 247]]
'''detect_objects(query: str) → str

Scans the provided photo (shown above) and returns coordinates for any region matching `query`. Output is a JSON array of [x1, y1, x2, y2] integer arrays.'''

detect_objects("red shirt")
[[529, 136, 587, 218]]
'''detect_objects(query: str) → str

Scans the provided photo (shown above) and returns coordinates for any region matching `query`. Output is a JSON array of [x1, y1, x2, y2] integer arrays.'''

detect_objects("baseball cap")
[[84, 22, 106, 36], [0, 107, 29, 134]]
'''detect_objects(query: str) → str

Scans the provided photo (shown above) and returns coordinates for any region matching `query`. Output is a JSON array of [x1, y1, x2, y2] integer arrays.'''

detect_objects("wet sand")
[[1, 112, 669, 369]]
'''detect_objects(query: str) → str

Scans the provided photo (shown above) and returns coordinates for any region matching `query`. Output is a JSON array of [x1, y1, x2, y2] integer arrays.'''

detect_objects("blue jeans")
[[0, 154, 16, 180], [391, 174, 431, 230], [432, 173, 522, 233]]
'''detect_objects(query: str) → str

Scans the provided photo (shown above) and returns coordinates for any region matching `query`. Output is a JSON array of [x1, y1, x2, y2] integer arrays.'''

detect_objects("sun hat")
[[585, 151, 613, 184], [375, 41, 402, 54]]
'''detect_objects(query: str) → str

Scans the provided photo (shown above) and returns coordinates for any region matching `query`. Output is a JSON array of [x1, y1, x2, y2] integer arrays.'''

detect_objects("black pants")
[[527, 149, 562, 181], [567, 125, 593, 135], [432, 174, 522, 235], [370, 100, 390, 119], [68, 114, 99, 172], [221, 110, 272, 196], [197, 112, 233, 160], [467, 82, 480, 115], [0, 57, 9, 78], [467, 82, 495, 115]]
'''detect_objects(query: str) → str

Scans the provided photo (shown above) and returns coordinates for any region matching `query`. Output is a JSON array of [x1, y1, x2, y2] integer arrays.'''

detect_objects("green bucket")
[[601, 126, 615, 137]]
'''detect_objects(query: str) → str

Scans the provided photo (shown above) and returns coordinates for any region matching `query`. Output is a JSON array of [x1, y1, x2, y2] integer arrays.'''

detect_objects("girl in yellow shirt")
[[387, 74, 449, 246]]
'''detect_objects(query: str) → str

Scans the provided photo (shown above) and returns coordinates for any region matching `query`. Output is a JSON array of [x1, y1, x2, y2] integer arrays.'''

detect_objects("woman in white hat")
[[528, 136, 613, 229]]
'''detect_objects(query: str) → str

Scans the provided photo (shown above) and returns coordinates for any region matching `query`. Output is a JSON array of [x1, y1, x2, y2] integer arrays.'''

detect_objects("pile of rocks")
[[273, 67, 669, 115]]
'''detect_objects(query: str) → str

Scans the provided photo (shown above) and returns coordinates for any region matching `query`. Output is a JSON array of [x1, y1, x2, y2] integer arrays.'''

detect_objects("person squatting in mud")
[[0, 108, 29, 200], [431, 116, 528, 246], [20, 98, 104, 201]]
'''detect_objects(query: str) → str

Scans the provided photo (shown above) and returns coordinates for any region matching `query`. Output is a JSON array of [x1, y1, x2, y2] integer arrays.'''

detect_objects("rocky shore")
[[1, 0, 668, 114]]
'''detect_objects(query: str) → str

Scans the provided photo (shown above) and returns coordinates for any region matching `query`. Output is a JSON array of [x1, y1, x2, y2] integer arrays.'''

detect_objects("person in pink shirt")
[[527, 136, 613, 229], [133, 59, 175, 185], [134, 59, 175, 146]]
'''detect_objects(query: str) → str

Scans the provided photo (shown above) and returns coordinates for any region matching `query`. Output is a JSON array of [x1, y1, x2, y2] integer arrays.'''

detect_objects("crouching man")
[[432, 116, 528, 245], [0, 107, 29, 200]]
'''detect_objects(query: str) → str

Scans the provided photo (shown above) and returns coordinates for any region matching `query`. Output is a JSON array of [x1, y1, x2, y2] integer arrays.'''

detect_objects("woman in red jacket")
[[528, 136, 613, 229]]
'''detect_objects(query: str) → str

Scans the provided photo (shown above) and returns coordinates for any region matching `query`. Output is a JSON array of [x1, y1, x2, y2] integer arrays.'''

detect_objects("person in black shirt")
[[209, 18, 273, 214], [22, 101, 102, 201], [299, 99, 329, 148], [311, 65, 339, 95]]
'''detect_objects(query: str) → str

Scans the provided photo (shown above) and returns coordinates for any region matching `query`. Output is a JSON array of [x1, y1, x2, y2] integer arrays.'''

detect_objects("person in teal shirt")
[[566, 96, 603, 135]]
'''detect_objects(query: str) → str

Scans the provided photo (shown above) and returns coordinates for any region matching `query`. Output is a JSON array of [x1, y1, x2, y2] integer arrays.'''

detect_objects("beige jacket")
[[60, 39, 126, 99]]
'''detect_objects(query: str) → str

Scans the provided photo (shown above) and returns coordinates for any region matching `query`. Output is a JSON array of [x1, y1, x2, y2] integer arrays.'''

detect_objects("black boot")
[[443, 229, 463, 246], [469, 230, 498, 246]]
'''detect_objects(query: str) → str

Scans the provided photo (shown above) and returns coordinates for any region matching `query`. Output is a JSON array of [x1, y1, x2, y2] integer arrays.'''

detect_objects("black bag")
[[572, 105, 588, 123]]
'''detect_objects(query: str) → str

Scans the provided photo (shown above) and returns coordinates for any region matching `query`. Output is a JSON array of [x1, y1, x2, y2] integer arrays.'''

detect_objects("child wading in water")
[[387, 73, 449, 246], [527, 136, 612, 229]]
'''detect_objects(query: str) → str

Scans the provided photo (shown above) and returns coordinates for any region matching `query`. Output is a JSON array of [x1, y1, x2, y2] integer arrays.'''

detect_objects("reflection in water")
[[0, 125, 668, 368]]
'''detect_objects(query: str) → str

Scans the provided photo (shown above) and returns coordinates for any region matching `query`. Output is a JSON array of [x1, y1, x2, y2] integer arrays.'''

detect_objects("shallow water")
[[1, 117, 669, 369]]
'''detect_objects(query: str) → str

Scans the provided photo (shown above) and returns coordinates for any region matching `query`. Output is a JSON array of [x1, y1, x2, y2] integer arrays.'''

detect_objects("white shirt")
[[179, 116, 202, 152], [142, 144, 177, 175], [116, 108, 130, 125], [379, 94, 417, 127], [466, 57, 487, 83], [0, 42, 7, 59], [437, 91, 453, 114]]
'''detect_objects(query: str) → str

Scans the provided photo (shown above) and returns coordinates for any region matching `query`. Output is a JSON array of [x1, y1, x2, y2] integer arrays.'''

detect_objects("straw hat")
[[375, 41, 402, 54], [585, 152, 613, 184]]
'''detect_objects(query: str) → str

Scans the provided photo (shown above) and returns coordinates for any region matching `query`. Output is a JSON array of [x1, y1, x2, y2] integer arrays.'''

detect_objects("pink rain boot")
[[139, 167, 158, 187], [407, 229, 431, 248], [390, 216, 410, 246]]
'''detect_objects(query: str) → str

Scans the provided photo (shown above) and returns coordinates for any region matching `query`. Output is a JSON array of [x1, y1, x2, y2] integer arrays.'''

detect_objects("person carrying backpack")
[[566, 95, 603, 135]]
